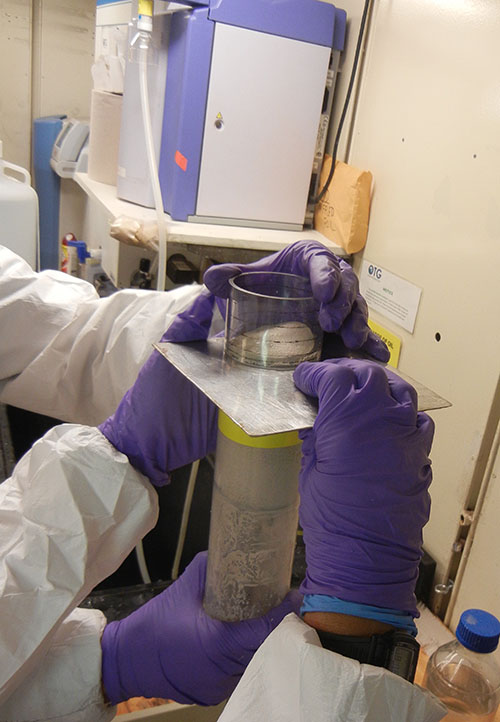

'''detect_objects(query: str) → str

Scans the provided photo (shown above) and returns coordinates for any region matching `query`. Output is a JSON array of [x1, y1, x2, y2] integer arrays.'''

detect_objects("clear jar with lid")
[[423, 608, 500, 721]]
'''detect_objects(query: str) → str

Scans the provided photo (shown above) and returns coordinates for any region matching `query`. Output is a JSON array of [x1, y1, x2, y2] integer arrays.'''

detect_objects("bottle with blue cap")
[[423, 608, 500, 720]]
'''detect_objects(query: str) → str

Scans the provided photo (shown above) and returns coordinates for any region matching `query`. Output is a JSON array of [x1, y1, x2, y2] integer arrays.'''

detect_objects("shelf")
[[74, 172, 348, 256]]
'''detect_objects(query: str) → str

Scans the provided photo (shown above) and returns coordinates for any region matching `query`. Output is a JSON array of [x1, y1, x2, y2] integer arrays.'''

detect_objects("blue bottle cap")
[[456, 609, 500, 653]]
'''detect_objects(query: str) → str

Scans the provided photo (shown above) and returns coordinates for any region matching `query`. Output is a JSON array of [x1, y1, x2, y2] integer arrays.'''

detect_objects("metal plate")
[[155, 339, 451, 437]]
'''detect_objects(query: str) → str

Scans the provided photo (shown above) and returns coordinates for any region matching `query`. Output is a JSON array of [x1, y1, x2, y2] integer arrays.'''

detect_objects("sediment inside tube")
[[226, 321, 319, 368]]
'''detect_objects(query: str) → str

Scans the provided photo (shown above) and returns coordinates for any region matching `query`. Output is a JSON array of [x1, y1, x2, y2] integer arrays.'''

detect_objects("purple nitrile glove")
[[293, 358, 435, 615], [163, 287, 222, 342], [166, 240, 389, 362], [98, 328, 217, 485], [101, 552, 302, 706]]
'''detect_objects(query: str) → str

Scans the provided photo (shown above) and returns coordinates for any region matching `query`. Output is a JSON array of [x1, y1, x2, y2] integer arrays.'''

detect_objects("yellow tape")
[[138, 0, 153, 17], [368, 319, 402, 368], [218, 411, 300, 448]]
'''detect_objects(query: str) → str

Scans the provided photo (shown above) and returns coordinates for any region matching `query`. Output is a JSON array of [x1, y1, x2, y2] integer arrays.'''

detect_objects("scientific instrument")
[[50, 119, 90, 178], [117, 0, 346, 230]]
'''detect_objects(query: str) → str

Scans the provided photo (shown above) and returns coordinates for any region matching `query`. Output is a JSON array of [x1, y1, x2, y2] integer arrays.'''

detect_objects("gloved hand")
[[165, 241, 389, 362], [98, 329, 217, 485], [101, 552, 302, 706], [293, 358, 435, 615]]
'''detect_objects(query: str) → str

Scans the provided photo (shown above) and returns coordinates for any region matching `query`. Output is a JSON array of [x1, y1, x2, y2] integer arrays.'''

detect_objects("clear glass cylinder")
[[203, 413, 301, 621], [423, 612, 500, 722], [224, 271, 323, 369]]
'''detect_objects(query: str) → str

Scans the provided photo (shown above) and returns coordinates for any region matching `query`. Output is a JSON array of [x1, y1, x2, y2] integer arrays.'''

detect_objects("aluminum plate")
[[155, 338, 451, 437]]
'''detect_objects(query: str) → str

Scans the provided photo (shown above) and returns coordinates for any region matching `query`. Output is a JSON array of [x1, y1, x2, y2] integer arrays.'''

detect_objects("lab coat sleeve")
[[0, 245, 203, 426], [219, 614, 447, 722], [0, 608, 116, 722], [0, 423, 159, 717]]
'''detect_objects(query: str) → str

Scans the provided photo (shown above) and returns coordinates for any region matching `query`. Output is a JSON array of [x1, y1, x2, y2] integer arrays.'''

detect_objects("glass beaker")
[[224, 271, 323, 369]]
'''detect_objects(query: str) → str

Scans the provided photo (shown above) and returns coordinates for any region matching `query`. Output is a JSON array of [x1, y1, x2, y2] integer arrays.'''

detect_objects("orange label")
[[175, 150, 188, 172]]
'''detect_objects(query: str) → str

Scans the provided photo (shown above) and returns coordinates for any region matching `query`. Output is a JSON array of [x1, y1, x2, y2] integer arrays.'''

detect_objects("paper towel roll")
[[88, 89, 123, 185]]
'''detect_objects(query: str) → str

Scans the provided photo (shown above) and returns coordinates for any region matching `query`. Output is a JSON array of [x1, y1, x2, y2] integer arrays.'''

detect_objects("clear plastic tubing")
[[224, 271, 323, 369], [423, 608, 500, 721], [134, 2, 167, 292], [203, 412, 301, 621]]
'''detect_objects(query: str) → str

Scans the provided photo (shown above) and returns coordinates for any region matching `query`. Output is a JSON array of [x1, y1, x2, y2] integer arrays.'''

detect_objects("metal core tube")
[[204, 271, 316, 621], [204, 412, 301, 621]]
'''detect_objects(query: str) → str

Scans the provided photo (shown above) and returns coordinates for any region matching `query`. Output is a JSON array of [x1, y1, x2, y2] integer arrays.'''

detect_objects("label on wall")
[[359, 260, 422, 333]]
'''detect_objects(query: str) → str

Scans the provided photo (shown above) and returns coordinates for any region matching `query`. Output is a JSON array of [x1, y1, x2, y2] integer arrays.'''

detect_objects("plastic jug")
[[0, 141, 39, 269], [423, 609, 500, 721]]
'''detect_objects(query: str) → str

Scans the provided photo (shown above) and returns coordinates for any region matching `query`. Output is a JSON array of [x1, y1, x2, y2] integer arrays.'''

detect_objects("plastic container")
[[0, 141, 38, 269], [224, 271, 323, 369], [60, 233, 78, 275], [423, 609, 500, 721]]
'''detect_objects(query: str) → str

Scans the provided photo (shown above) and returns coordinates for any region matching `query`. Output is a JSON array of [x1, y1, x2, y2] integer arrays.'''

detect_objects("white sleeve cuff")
[[0, 424, 158, 705], [219, 614, 447, 722], [0, 246, 202, 426], [0, 608, 116, 722]]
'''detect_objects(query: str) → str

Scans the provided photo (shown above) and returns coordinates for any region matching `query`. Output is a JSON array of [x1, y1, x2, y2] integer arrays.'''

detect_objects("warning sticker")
[[175, 150, 188, 172], [367, 319, 402, 368]]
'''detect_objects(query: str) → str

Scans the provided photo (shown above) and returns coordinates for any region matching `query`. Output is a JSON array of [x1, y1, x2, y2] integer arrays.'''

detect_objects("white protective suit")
[[0, 247, 201, 721], [0, 247, 446, 722], [219, 615, 446, 722]]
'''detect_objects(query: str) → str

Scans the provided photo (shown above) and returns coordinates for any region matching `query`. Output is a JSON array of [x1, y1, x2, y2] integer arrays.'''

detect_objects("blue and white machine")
[[117, 0, 346, 230]]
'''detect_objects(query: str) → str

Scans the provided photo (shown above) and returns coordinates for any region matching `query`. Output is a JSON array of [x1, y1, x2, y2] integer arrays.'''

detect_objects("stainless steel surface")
[[392, 368, 451, 414], [155, 339, 451, 437]]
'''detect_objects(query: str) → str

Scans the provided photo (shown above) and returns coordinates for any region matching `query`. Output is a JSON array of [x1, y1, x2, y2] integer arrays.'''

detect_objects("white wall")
[[450, 418, 500, 661], [0, 0, 95, 170], [31, 1, 95, 120], [0, 0, 32, 169], [338, 0, 500, 600]]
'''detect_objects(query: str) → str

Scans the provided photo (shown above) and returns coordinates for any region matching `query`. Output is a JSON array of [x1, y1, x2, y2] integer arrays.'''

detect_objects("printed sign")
[[359, 260, 422, 333]]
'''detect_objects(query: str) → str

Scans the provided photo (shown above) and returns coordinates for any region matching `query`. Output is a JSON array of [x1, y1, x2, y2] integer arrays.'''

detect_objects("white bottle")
[[0, 140, 39, 269]]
